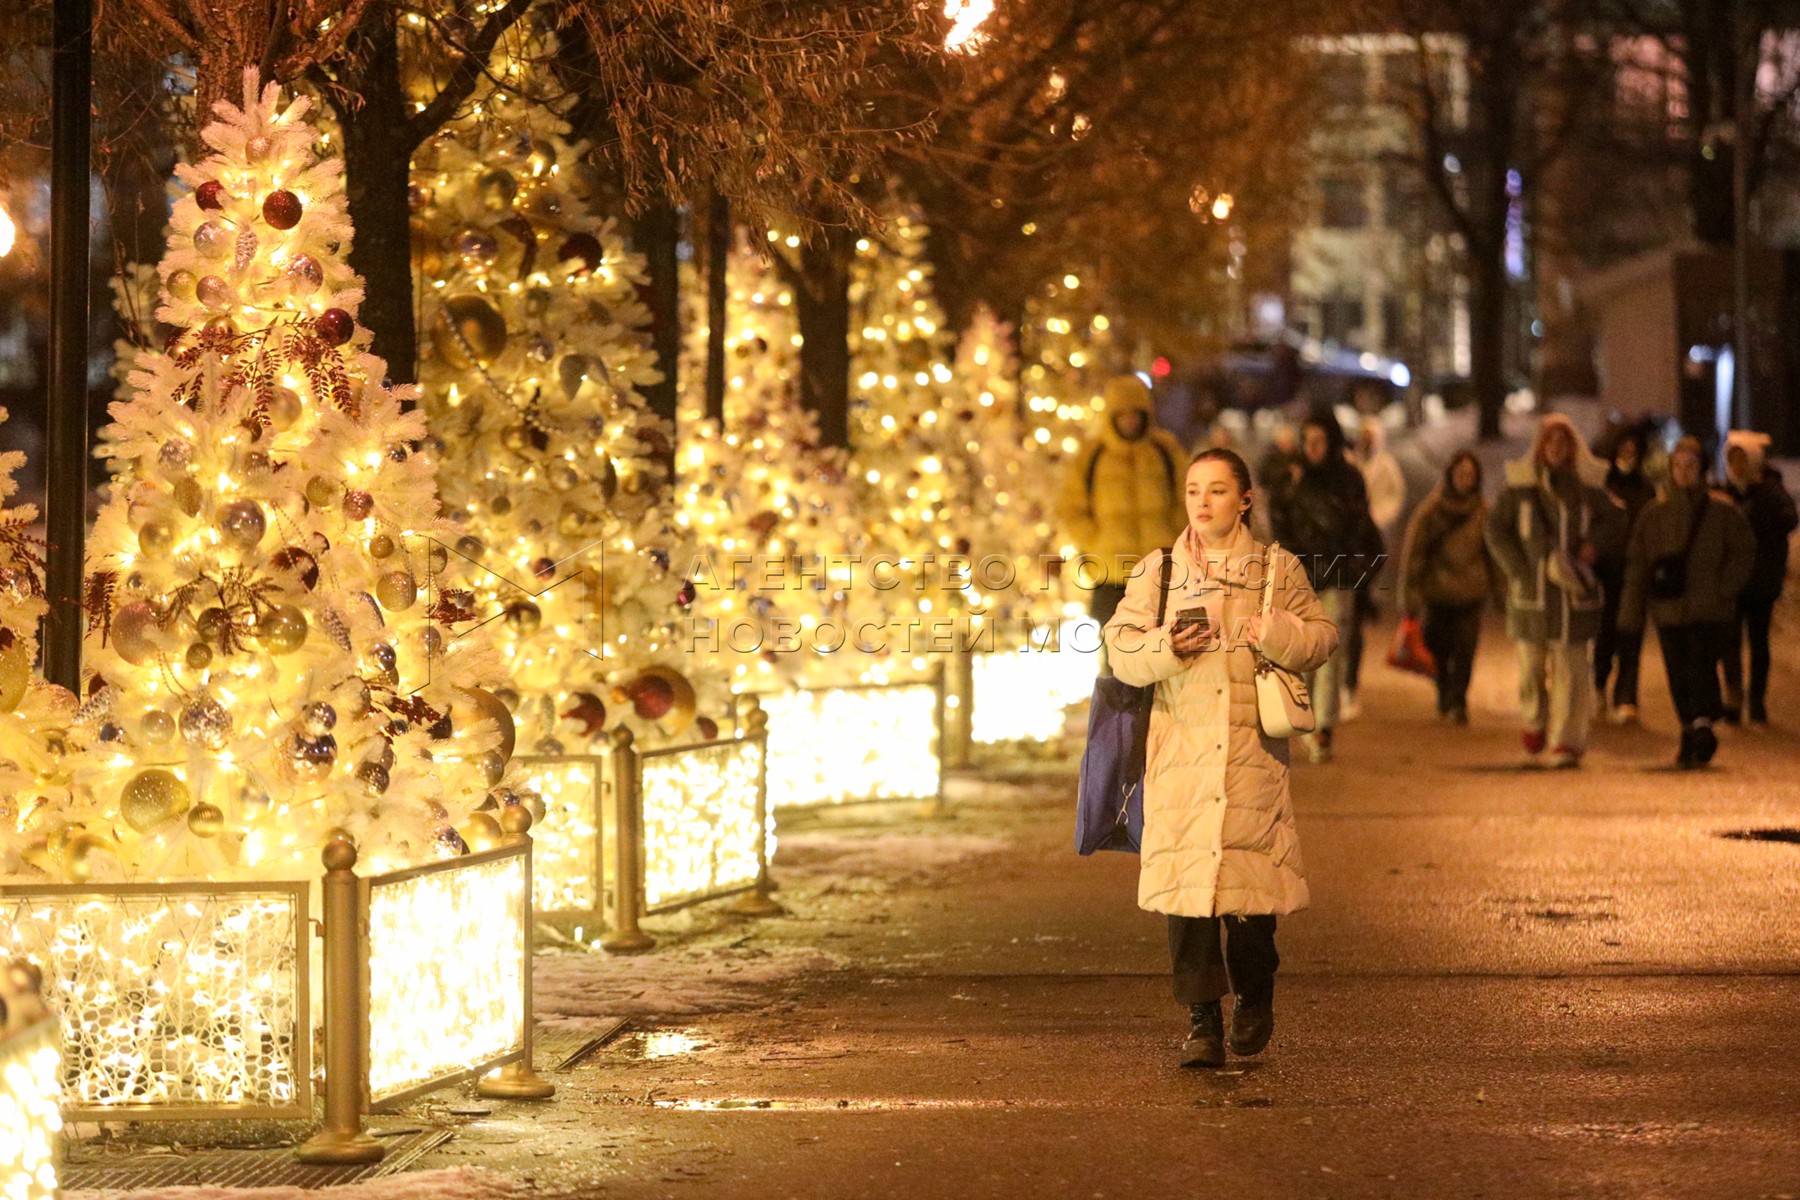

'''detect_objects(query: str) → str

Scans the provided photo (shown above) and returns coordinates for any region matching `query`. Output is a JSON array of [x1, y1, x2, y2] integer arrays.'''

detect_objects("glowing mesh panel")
[[972, 617, 1099, 744], [0, 1020, 61, 1200], [761, 684, 940, 808], [640, 739, 764, 910], [515, 758, 602, 913]]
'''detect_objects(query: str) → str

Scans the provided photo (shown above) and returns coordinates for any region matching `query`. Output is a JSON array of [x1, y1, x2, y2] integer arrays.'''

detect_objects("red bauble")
[[696, 716, 719, 741], [262, 190, 303, 230], [532, 556, 557, 581], [316, 308, 354, 345], [196, 181, 226, 211], [561, 692, 608, 738], [557, 233, 604, 274], [627, 674, 676, 721]]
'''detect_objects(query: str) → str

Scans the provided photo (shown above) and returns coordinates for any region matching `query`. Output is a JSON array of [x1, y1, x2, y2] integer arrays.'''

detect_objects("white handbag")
[[1254, 544, 1317, 738]]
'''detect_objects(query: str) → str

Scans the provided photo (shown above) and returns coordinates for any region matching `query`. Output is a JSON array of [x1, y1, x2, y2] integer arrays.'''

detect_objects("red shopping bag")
[[1387, 617, 1436, 677]]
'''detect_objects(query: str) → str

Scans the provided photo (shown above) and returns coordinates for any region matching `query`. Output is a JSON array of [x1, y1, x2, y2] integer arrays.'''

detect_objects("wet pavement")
[[406, 620, 1800, 1199]]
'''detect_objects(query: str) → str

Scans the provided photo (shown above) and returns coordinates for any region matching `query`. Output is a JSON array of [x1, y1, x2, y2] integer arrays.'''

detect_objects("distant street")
[[405, 617, 1800, 1199]]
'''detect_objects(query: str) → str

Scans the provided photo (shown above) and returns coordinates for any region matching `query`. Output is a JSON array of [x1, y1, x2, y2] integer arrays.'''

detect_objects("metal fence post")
[[600, 727, 655, 953], [944, 603, 974, 771], [728, 694, 784, 917], [477, 808, 555, 1100], [296, 837, 383, 1165]]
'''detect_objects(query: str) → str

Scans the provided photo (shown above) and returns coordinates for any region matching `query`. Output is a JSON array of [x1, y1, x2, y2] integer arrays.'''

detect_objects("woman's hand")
[[1170, 621, 1218, 660], [1245, 614, 1267, 647]]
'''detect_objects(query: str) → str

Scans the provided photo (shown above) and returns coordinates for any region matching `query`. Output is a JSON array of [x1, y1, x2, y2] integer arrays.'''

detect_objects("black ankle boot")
[[1676, 727, 1698, 769], [1692, 722, 1719, 765], [1228, 993, 1274, 1056], [1180, 1001, 1225, 1068]]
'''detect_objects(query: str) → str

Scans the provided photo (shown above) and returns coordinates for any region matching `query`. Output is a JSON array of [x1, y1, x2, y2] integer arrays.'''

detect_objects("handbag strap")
[[1254, 544, 1278, 664], [1155, 546, 1174, 626]]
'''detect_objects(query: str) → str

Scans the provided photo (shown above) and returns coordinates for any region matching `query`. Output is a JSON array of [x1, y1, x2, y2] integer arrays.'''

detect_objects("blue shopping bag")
[[1075, 549, 1171, 856]]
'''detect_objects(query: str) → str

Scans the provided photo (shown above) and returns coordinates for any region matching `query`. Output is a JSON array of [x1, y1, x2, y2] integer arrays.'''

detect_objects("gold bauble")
[[474, 750, 506, 787], [503, 600, 542, 635], [173, 476, 205, 516], [269, 386, 304, 430], [431, 294, 508, 371], [375, 570, 417, 611], [457, 686, 517, 761], [368, 533, 396, 559], [186, 803, 225, 838], [121, 768, 190, 832], [64, 833, 114, 883], [138, 515, 177, 558], [256, 605, 309, 655], [138, 708, 176, 744], [0, 636, 29, 713], [305, 475, 339, 508], [460, 813, 504, 853]]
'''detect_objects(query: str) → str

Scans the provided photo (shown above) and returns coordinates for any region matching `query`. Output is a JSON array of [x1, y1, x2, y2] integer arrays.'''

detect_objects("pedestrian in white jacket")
[[1103, 448, 1338, 1069]]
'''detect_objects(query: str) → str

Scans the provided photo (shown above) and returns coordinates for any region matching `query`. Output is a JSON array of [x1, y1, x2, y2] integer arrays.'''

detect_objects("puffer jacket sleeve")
[[1102, 549, 1186, 687], [1485, 485, 1531, 587], [1619, 501, 1654, 634], [1396, 494, 1437, 618], [1717, 501, 1757, 604], [1055, 441, 1103, 552], [1253, 548, 1338, 674]]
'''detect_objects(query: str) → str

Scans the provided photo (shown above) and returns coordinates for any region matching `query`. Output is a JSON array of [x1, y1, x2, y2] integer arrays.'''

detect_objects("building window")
[[1316, 54, 1366, 108], [1320, 177, 1368, 230]]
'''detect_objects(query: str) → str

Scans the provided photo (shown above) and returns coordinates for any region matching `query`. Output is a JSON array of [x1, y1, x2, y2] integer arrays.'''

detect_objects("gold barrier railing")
[[1, 960, 61, 1200], [515, 695, 777, 953], [756, 665, 947, 812]]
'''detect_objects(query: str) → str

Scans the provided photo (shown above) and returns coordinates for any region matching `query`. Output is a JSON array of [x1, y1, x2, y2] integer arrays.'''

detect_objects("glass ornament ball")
[[262, 189, 303, 230], [193, 220, 232, 256], [243, 450, 274, 477], [184, 642, 213, 670], [300, 701, 337, 737], [547, 462, 579, 492], [270, 545, 320, 590], [286, 732, 337, 782], [238, 781, 273, 818], [697, 716, 720, 741], [368, 533, 396, 559], [285, 253, 324, 296], [557, 232, 603, 274], [431, 293, 508, 370], [122, 768, 191, 832], [457, 686, 517, 761], [627, 672, 677, 721], [409, 183, 432, 212], [528, 336, 554, 363], [256, 605, 309, 655], [245, 134, 273, 163], [455, 228, 499, 267], [203, 315, 237, 338], [187, 803, 226, 838], [532, 556, 556, 580], [217, 498, 267, 549], [304, 475, 339, 509], [477, 168, 518, 211], [172, 476, 204, 516], [503, 600, 542, 634], [523, 187, 561, 219], [474, 750, 506, 788], [316, 307, 355, 346], [423, 625, 444, 660], [111, 600, 162, 665], [428, 544, 449, 573], [460, 813, 504, 853], [489, 493, 512, 516], [268, 385, 304, 429], [376, 570, 417, 611], [138, 708, 176, 744], [180, 695, 233, 749], [343, 489, 374, 521], [166, 269, 198, 301], [558, 354, 589, 400], [63, 833, 112, 883], [356, 761, 390, 796], [136, 516, 177, 559], [527, 139, 557, 176], [195, 180, 226, 211], [195, 274, 233, 310], [365, 642, 398, 682]]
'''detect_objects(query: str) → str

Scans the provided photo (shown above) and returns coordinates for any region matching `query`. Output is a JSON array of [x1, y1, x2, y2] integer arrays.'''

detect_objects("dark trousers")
[[1657, 622, 1729, 728], [1595, 573, 1642, 706], [1343, 592, 1374, 693], [1422, 600, 1483, 715], [1720, 596, 1776, 717], [1168, 914, 1279, 1005]]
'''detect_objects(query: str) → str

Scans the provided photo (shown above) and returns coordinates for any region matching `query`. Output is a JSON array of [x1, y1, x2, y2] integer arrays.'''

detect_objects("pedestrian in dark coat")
[[1486, 414, 1628, 768], [1398, 450, 1496, 723], [1719, 430, 1798, 725], [1270, 410, 1379, 762], [1595, 428, 1657, 723], [1620, 438, 1756, 768]]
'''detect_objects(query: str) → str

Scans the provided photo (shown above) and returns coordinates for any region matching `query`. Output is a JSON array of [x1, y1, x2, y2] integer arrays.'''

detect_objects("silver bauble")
[[179, 695, 233, 750], [193, 220, 231, 256], [285, 253, 324, 295], [217, 498, 266, 549], [196, 274, 234, 310]]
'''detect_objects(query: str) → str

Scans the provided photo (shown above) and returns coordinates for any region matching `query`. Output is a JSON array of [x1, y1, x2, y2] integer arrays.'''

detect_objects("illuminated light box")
[[639, 738, 766, 911], [971, 617, 1099, 745], [362, 847, 528, 1107], [760, 680, 943, 808], [1, 973, 61, 1200], [514, 757, 604, 914], [0, 884, 310, 1119]]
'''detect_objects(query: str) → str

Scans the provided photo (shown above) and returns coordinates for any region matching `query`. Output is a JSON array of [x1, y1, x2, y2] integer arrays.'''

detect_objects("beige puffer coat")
[[1102, 524, 1338, 918]]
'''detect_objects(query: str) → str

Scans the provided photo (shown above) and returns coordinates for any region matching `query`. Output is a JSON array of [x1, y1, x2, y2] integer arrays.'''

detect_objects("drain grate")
[[63, 1128, 452, 1191], [538, 1018, 631, 1071], [1720, 827, 1800, 844]]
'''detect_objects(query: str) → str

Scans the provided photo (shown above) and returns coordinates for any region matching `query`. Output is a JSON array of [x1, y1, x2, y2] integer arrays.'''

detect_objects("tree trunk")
[[1469, 246, 1509, 441], [792, 230, 855, 450], [336, 11, 420, 385], [704, 192, 729, 424], [634, 195, 682, 431]]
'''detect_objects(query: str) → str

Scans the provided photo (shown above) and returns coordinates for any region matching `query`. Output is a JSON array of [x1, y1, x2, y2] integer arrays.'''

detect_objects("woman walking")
[[1398, 450, 1496, 723], [1620, 437, 1755, 768], [1104, 449, 1338, 1068], [1719, 431, 1797, 726], [1596, 428, 1657, 724]]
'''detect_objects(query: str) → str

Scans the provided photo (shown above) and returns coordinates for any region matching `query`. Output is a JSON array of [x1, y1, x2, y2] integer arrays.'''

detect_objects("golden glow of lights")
[[971, 617, 1099, 744], [0, 206, 15, 260], [516, 759, 602, 913], [365, 853, 527, 1102], [761, 685, 941, 808], [640, 740, 765, 910], [0, 1024, 60, 1200], [0, 891, 303, 1111], [943, 0, 995, 53]]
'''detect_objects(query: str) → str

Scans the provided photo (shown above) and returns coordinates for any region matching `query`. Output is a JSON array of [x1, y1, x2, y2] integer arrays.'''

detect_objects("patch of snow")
[[773, 832, 1011, 881], [534, 945, 838, 1024]]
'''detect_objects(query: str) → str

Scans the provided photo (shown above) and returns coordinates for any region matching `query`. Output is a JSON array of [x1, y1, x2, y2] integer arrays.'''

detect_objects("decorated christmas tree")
[[1019, 270, 1126, 470], [0, 408, 78, 878], [412, 38, 729, 751], [50, 73, 512, 883], [676, 232, 862, 689]]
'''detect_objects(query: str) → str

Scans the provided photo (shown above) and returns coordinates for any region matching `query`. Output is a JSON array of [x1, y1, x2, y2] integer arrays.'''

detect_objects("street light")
[[943, 0, 995, 54], [0, 205, 14, 258]]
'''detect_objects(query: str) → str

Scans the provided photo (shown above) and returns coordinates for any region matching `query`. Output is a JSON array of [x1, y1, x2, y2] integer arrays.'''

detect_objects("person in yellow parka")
[[1057, 375, 1189, 627]]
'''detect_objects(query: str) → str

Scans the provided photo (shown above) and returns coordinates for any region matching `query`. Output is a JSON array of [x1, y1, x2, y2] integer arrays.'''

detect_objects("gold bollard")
[[728, 694, 785, 917], [478, 807, 556, 1100], [600, 726, 655, 953], [296, 837, 385, 1166], [944, 604, 974, 771]]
